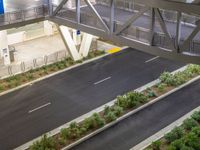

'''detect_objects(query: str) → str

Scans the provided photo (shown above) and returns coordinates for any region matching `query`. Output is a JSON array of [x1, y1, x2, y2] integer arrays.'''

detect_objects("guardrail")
[[0, 5, 48, 26]]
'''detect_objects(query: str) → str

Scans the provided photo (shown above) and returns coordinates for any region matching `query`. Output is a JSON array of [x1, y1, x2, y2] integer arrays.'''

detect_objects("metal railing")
[[97, 0, 199, 25], [0, 5, 48, 26], [0, 50, 67, 79]]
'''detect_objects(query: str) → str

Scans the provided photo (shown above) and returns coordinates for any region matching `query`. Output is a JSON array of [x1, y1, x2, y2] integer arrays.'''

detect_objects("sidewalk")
[[12, 34, 66, 64]]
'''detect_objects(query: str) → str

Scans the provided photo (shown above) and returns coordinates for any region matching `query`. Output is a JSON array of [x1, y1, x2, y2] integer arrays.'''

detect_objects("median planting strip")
[[22, 64, 200, 150], [142, 108, 200, 150], [0, 50, 106, 96]]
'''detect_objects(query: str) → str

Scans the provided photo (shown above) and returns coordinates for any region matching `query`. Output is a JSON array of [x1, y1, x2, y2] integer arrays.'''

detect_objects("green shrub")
[[168, 139, 186, 150], [60, 128, 70, 140], [183, 118, 198, 130], [67, 122, 82, 139], [82, 117, 94, 130], [104, 105, 112, 115], [92, 113, 105, 128], [156, 83, 166, 92], [191, 126, 200, 137], [0, 85, 4, 92], [160, 72, 174, 86], [183, 132, 200, 149], [112, 105, 123, 117], [191, 111, 200, 122], [115, 95, 128, 108], [152, 141, 161, 150], [126, 92, 148, 108], [105, 111, 117, 122], [82, 113, 105, 130], [164, 127, 184, 143], [159, 71, 187, 87], [29, 135, 56, 150], [186, 64, 200, 75]]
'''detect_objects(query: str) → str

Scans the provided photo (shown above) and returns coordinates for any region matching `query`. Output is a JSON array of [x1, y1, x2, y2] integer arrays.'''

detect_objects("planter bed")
[[145, 110, 200, 150], [0, 50, 105, 94], [29, 64, 200, 150]]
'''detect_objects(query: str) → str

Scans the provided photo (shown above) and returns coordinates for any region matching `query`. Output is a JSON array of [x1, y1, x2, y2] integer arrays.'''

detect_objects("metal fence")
[[97, 0, 199, 25], [0, 5, 48, 26], [0, 50, 67, 79]]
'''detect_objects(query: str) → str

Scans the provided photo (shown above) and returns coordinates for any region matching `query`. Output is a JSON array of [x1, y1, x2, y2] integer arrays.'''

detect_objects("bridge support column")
[[59, 26, 93, 61], [0, 30, 11, 65], [44, 20, 54, 36]]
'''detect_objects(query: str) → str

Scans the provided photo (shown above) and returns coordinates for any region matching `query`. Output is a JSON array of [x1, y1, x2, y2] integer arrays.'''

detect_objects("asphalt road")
[[71, 79, 200, 150], [0, 48, 183, 150]]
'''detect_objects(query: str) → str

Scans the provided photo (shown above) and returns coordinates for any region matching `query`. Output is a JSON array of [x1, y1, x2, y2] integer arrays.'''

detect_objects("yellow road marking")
[[107, 47, 121, 54]]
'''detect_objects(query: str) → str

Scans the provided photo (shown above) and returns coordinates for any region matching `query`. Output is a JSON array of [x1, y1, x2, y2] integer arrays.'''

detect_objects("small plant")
[[115, 95, 128, 109], [191, 126, 200, 137], [26, 73, 34, 81], [0, 84, 5, 92], [152, 141, 161, 150], [126, 92, 148, 108], [104, 105, 112, 115], [29, 135, 56, 150], [156, 83, 166, 92], [112, 105, 123, 117], [191, 111, 200, 122], [60, 128, 70, 140], [164, 127, 184, 143], [183, 118, 198, 130], [104, 111, 117, 123], [92, 113, 105, 128], [146, 88, 157, 98]]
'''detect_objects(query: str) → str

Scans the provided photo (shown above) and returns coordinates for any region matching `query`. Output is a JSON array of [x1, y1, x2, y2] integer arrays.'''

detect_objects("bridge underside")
[[1, 0, 200, 64], [49, 0, 200, 64]]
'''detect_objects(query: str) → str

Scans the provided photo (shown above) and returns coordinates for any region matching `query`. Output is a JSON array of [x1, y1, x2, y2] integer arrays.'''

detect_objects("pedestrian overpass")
[[1, 0, 200, 64]]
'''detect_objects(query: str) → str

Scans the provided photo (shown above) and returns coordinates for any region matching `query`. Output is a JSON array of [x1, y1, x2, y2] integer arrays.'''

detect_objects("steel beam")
[[175, 11, 182, 52], [155, 8, 175, 50], [84, 0, 110, 32], [53, 0, 69, 16], [76, 0, 80, 23], [110, 0, 115, 34], [50, 16, 200, 64], [115, 6, 149, 35], [134, 0, 200, 16], [181, 21, 200, 52], [149, 8, 155, 46]]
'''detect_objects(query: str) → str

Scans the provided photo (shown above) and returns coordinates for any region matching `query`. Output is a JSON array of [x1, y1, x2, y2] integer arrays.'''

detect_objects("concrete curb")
[[15, 65, 189, 150], [131, 106, 200, 150], [0, 53, 109, 97]]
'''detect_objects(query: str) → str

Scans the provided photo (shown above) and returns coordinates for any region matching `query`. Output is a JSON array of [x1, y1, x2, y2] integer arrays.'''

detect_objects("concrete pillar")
[[44, 20, 54, 36], [79, 33, 93, 57], [59, 26, 82, 61], [0, 30, 11, 65]]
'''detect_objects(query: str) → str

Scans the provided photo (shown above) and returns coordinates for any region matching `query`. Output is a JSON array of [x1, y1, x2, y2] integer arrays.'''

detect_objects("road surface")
[[0, 48, 183, 149]]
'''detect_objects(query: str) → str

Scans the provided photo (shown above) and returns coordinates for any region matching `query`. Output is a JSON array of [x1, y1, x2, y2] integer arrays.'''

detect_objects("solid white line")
[[145, 56, 159, 63], [28, 102, 51, 114], [94, 77, 111, 85]]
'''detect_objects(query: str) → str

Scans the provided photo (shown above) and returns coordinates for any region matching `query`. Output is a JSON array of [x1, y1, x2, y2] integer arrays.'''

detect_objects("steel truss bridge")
[[1, 0, 200, 64]]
